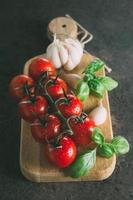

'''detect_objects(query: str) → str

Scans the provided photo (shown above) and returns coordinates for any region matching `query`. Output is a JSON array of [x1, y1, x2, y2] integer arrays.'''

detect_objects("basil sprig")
[[76, 59, 118, 100], [66, 149, 96, 178], [65, 128, 129, 178], [91, 129, 130, 158]]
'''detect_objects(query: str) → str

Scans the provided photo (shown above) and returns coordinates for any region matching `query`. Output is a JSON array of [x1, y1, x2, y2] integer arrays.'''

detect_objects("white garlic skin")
[[46, 39, 68, 69], [46, 37, 83, 71], [89, 104, 107, 125], [64, 39, 83, 71]]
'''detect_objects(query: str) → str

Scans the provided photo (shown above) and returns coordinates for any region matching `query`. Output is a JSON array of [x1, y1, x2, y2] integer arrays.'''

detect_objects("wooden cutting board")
[[20, 17, 116, 182], [20, 52, 116, 182]]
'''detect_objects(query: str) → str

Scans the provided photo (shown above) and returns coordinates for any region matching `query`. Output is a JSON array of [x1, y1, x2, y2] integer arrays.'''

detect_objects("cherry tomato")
[[9, 75, 34, 102], [29, 58, 56, 81], [45, 76, 68, 100], [69, 115, 95, 146], [31, 114, 61, 143], [45, 136, 77, 168], [57, 94, 83, 118], [18, 96, 48, 123]]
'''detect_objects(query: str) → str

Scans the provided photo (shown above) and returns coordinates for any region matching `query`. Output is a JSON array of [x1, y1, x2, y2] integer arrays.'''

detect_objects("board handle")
[[47, 15, 93, 44], [47, 16, 78, 40]]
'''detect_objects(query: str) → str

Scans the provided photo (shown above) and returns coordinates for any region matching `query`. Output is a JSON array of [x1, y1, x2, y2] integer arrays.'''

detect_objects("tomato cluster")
[[9, 57, 95, 168]]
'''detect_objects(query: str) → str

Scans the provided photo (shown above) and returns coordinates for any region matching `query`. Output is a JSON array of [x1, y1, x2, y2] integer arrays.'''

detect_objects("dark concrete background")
[[0, 0, 133, 199]]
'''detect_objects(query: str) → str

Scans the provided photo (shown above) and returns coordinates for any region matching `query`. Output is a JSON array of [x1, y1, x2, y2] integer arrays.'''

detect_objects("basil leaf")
[[97, 76, 118, 91], [89, 78, 105, 98], [83, 73, 94, 82], [98, 143, 114, 158], [91, 128, 105, 145], [84, 59, 105, 74], [111, 136, 130, 155], [66, 149, 96, 178], [76, 80, 90, 101]]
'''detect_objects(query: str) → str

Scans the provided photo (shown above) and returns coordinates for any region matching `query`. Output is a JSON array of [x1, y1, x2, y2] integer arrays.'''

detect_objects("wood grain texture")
[[20, 53, 116, 182], [47, 16, 78, 40]]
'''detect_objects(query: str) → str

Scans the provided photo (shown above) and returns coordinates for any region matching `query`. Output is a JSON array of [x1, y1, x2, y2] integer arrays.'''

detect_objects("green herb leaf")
[[66, 149, 96, 178], [76, 80, 90, 101], [111, 136, 130, 155], [89, 78, 105, 98], [97, 76, 118, 91], [91, 128, 105, 145], [84, 59, 105, 74], [98, 143, 114, 158], [83, 73, 94, 82]]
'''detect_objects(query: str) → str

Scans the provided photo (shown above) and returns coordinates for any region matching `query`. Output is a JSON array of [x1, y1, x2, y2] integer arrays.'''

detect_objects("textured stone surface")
[[0, 0, 133, 199]]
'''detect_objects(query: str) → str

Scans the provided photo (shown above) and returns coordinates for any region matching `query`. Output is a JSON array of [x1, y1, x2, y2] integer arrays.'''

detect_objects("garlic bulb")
[[46, 38, 68, 69], [61, 70, 81, 89], [89, 103, 107, 125], [46, 36, 83, 71]]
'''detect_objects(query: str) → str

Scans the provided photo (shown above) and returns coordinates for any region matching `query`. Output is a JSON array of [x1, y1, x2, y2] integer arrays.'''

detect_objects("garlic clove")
[[89, 104, 107, 125], [64, 44, 81, 70], [65, 38, 83, 55], [46, 43, 62, 69], [63, 38, 83, 71], [65, 38, 83, 53], [61, 70, 81, 89], [57, 42, 68, 65]]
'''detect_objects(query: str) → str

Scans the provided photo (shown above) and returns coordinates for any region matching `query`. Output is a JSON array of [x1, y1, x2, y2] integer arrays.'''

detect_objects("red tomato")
[[18, 96, 48, 123], [9, 75, 34, 102], [45, 136, 77, 168], [31, 114, 61, 143], [69, 116, 95, 146], [29, 58, 56, 81], [57, 94, 83, 118], [45, 76, 68, 100]]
